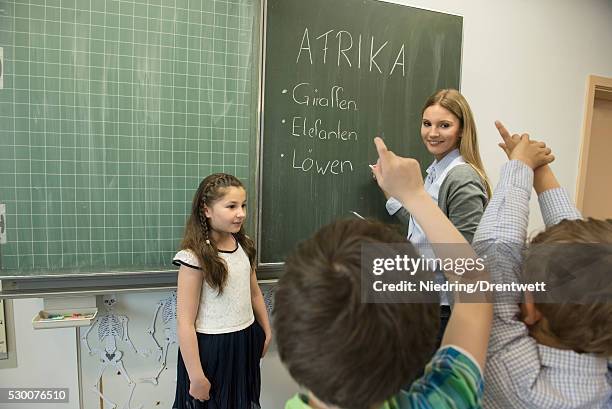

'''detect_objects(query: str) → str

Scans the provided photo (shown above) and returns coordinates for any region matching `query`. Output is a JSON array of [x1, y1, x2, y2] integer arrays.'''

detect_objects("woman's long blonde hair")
[[423, 89, 491, 198]]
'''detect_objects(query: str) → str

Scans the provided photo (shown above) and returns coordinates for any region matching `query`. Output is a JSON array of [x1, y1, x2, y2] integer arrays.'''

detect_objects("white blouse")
[[173, 243, 254, 334]]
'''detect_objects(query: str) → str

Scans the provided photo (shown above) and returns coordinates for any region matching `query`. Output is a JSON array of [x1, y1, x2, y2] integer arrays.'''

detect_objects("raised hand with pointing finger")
[[494, 120, 554, 169], [371, 137, 426, 205], [495, 120, 522, 157]]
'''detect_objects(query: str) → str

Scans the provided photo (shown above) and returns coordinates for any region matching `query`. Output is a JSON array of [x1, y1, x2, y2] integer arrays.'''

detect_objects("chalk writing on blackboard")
[[291, 83, 358, 111], [296, 27, 406, 77]]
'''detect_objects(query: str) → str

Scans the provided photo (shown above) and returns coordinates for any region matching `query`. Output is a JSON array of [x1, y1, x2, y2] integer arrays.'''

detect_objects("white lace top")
[[173, 242, 254, 334]]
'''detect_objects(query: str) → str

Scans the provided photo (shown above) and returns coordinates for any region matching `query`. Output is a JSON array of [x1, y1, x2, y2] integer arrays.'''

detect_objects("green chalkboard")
[[0, 0, 258, 271], [259, 0, 462, 264]]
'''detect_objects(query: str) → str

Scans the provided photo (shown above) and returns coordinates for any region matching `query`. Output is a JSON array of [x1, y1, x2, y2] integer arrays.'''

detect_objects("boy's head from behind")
[[522, 218, 612, 356], [274, 219, 439, 409]]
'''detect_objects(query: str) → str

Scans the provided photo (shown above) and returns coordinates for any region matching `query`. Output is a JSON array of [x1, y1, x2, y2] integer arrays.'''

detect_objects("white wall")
[[0, 298, 80, 409], [392, 0, 612, 231]]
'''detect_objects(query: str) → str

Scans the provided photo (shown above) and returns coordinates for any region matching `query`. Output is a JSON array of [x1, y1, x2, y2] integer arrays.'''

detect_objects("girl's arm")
[[176, 265, 210, 400], [250, 269, 272, 357]]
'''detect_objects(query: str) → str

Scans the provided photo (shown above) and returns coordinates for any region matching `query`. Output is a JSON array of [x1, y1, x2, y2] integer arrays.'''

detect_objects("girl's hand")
[[262, 331, 272, 358], [189, 376, 211, 402]]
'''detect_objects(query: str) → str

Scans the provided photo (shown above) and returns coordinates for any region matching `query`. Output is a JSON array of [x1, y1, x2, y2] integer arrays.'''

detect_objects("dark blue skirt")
[[173, 321, 265, 409]]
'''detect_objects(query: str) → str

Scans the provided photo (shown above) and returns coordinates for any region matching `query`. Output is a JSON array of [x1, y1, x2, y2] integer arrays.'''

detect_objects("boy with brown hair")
[[273, 136, 553, 408], [475, 122, 612, 408], [274, 219, 441, 409]]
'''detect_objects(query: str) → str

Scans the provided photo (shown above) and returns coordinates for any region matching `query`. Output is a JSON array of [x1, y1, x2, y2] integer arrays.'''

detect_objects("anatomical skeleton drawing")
[[81, 295, 145, 409], [142, 291, 177, 385]]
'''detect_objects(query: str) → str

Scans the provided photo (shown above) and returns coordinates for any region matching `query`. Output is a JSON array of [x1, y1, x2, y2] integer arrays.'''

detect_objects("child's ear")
[[520, 291, 543, 326], [203, 205, 212, 218]]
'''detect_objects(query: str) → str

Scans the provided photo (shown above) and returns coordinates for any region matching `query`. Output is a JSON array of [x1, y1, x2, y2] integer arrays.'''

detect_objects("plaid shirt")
[[472, 160, 612, 409]]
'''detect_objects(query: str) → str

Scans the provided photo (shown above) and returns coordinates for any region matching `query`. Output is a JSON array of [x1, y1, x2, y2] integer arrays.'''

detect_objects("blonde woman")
[[377, 89, 490, 336]]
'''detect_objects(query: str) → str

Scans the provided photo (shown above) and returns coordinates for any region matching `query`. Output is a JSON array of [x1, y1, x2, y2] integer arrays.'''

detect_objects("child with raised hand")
[[274, 137, 493, 409], [172, 173, 272, 409], [473, 122, 612, 408]]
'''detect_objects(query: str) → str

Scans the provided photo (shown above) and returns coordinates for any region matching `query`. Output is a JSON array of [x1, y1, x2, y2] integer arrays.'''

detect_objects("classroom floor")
[[260, 284, 302, 407], [261, 343, 301, 408]]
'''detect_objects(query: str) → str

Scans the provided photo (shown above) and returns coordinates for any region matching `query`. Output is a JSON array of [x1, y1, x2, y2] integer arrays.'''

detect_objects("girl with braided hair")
[[172, 173, 271, 409]]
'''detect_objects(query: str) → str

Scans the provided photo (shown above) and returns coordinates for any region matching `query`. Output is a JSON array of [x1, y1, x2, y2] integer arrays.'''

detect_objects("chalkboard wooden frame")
[[256, 0, 463, 277]]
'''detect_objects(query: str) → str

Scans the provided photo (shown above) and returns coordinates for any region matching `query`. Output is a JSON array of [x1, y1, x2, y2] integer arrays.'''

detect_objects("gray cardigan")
[[393, 164, 488, 243]]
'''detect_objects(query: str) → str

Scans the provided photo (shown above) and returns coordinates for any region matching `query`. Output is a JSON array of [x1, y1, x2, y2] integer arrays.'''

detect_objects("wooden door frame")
[[576, 75, 612, 212]]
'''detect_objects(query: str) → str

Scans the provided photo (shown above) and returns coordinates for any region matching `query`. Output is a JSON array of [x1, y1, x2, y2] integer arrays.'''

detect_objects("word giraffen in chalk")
[[292, 82, 358, 111]]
